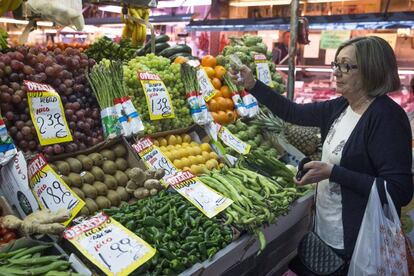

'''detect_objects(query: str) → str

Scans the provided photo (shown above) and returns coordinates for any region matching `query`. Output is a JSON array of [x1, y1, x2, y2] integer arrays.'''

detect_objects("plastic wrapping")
[[0, 118, 17, 166], [27, 0, 84, 30], [240, 91, 259, 118], [121, 96, 144, 135], [186, 91, 212, 126], [100, 107, 121, 139], [231, 92, 248, 117], [113, 99, 131, 137]]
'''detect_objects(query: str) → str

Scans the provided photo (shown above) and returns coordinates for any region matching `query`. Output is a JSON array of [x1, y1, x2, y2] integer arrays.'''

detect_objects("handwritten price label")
[[197, 68, 216, 102], [25, 81, 73, 146], [254, 55, 273, 88], [166, 171, 232, 218], [28, 154, 84, 225], [138, 72, 175, 120], [218, 126, 251, 155], [132, 137, 178, 184], [64, 212, 155, 276]]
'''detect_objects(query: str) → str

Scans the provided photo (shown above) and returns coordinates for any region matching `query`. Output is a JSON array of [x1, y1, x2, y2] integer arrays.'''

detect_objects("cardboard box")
[[0, 151, 39, 218]]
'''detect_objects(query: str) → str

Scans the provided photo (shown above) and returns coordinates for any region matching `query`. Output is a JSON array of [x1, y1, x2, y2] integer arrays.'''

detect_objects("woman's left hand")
[[294, 161, 334, 185]]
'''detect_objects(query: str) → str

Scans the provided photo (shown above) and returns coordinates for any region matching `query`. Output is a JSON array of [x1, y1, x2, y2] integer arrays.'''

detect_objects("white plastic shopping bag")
[[348, 180, 409, 276]]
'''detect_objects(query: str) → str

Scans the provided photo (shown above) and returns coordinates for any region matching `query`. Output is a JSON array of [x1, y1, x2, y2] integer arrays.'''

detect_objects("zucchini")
[[159, 44, 192, 58]]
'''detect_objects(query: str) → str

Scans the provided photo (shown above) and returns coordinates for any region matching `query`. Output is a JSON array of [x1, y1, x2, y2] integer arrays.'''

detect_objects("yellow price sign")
[[28, 154, 84, 226], [166, 170, 233, 218], [25, 80, 73, 146], [63, 212, 156, 276], [138, 72, 175, 120]]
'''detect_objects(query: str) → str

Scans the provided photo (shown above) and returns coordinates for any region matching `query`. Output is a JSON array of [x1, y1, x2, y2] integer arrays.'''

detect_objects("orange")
[[216, 110, 228, 124], [224, 98, 234, 110], [212, 78, 222, 89], [211, 111, 219, 122], [203, 67, 215, 79], [208, 99, 219, 112], [174, 56, 188, 64], [226, 110, 236, 123], [214, 65, 226, 80], [215, 97, 227, 111], [201, 55, 217, 68], [220, 85, 232, 98], [213, 89, 223, 99]]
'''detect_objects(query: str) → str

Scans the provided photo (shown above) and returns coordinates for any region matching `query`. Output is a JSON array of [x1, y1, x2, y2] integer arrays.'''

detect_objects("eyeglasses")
[[331, 62, 358, 73]]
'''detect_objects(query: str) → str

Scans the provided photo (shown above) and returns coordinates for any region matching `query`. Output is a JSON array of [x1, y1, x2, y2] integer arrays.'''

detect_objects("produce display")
[[0, 244, 82, 276], [0, 28, 7, 50], [153, 133, 222, 175], [0, 46, 103, 157], [217, 34, 285, 93], [0, 30, 318, 276], [200, 55, 238, 125], [124, 54, 193, 134], [103, 190, 234, 275], [50, 143, 135, 216]]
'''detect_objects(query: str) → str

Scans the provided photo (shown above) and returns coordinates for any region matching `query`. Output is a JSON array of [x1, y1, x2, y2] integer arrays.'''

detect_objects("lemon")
[[209, 152, 219, 160], [202, 151, 210, 162], [183, 166, 191, 172], [190, 141, 198, 146], [159, 146, 167, 152], [167, 145, 175, 150], [188, 156, 198, 166], [158, 138, 168, 147], [176, 135, 183, 145], [206, 159, 219, 170], [153, 139, 160, 147], [175, 144, 182, 149], [189, 147, 198, 156], [164, 151, 173, 160], [198, 164, 209, 175], [181, 142, 190, 148], [195, 155, 204, 164], [181, 157, 191, 168], [180, 148, 190, 159], [190, 164, 200, 175], [167, 135, 177, 145], [181, 147, 192, 157], [193, 146, 202, 156], [200, 143, 211, 152], [173, 159, 184, 169], [169, 149, 179, 160], [182, 134, 192, 143]]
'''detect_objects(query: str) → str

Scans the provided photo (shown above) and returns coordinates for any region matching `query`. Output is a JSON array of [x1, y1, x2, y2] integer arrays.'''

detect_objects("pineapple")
[[252, 108, 321, 156]]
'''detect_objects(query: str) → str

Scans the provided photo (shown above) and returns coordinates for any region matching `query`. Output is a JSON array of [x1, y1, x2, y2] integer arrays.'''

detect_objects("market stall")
[[11, 0, 412, 275]]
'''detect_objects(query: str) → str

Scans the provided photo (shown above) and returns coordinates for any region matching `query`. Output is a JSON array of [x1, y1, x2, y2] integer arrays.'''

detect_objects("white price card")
[[28, 154, 84, 225], [254, 54, 273, 88], [25, 80, 73, 146], [132, 137, 178, 184], [196, 68, 216, 102], [218, 126, 251, 155], [63, 212, 156, 276], [138, 72, 175, 120], [166, 171, 233, 218]]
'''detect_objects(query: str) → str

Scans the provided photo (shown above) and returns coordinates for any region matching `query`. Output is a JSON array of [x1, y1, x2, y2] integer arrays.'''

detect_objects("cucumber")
[[159, 45, 192, 58], [135, 47, 146, 56], [155, 34, 170, 44], [153, 42, 170, 54]]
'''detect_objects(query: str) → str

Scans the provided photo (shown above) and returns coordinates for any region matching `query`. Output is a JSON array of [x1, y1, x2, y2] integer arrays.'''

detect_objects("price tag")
[[254, 54, 273, 87], [138, 72, 175, 120], [132, 137, 178, 184], [25, 81, 73, 146], [218, 126, 251, 155], [63, 212, 155, 276], [197, 68, 216, 102], [28, 154, 84, 225], [166, 171, 232, 218]]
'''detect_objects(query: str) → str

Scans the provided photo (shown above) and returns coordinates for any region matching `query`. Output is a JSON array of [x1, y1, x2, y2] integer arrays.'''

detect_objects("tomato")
[[0, 228, 8, 236]]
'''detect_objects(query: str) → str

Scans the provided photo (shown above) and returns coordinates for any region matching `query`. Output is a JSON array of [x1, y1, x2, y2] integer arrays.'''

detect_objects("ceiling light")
[[0, 17, 53, 26], [98, 0, 211, 12], [230, 0, 291, 6]]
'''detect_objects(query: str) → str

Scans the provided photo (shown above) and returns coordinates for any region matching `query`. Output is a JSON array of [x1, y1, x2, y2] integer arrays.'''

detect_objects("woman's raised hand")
[[228, 65, 256, 90]]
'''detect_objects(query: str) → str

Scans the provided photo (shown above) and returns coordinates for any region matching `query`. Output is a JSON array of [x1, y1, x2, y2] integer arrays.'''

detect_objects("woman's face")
[[333, 45, 364, 97]]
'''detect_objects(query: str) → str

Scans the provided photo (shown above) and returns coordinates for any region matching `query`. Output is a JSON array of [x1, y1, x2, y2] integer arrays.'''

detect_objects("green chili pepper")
[[143, 216, 164, 228], [159, 248, 175, 260]]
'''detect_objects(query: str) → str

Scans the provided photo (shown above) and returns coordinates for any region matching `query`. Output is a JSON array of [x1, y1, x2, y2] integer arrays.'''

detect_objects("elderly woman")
[[232, 36, 413, 273]]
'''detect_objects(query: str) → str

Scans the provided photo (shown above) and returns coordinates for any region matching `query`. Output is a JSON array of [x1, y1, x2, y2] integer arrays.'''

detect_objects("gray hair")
[[335, 36, 400, 97]]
